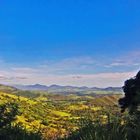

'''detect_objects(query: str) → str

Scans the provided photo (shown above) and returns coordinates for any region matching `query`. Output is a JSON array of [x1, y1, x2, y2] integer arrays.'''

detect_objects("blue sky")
[[0, 0, 140, 87]]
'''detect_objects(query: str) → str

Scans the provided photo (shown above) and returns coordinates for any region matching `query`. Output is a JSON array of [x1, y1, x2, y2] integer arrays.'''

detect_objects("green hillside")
[[0, 87, 122, 140]]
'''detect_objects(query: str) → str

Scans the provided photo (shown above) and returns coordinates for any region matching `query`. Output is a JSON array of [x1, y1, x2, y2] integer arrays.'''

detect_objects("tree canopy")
[[119, 71, 140, 113]]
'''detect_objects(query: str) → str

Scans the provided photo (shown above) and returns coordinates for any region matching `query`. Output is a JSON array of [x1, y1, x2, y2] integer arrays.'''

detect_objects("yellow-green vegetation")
[[1, 89, 140, 140], [0, 90, 122, 140]]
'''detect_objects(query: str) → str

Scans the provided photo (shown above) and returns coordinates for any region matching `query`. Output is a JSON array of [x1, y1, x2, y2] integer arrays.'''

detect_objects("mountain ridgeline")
[[14, 84, 122, 95]]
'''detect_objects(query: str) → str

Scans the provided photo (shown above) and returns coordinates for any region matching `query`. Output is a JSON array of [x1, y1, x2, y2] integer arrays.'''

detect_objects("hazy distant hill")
[[14, 84, 122, 94], [0, 84, 18, 93], [14, 84, 49, 91]]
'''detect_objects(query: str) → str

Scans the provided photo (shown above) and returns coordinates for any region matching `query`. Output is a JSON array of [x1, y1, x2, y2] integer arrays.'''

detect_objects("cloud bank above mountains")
[[0, 50, 139, 87]]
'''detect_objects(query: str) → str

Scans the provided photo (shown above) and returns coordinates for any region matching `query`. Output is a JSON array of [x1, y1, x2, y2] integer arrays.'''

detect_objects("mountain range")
[[13, 84, 122, 94]]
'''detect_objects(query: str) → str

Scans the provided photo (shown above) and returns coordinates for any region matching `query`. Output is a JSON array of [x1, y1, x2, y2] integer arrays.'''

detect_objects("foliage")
[[119, 71, 140, 113], [0, 102, 19, 127], [61, 71, 140, 140], [0, 102, 42, 140], [0, 91, 121, 140], [0, 125, 42, 140]]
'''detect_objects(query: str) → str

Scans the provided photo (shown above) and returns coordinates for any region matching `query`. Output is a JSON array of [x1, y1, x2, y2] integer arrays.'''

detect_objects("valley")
[[0, 84, 122, 140]]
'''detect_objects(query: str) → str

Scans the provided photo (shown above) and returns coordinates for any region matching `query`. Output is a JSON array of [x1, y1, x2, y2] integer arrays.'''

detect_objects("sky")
[[0, 0, 140, 87]]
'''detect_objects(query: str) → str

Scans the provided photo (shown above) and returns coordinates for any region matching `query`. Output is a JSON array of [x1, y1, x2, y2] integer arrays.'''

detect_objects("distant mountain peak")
[[13, 84, 122, 93]]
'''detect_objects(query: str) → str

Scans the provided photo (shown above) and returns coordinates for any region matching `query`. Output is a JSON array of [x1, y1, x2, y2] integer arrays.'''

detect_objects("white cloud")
[[39, 56, 97, 74], [11, 67, 39, 74], [0, 69, 137, 87], [106, 50, 140, 68], [0, 54, 139, 87]]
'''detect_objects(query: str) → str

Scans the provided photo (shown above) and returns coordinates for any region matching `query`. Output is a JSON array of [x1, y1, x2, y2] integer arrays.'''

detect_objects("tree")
[[0, 102, 42, 139], [119, 71, 140, 113], [0, 102, 19, 128]]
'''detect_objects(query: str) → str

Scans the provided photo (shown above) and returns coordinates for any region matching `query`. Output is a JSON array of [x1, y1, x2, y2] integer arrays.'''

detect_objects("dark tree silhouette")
[[0, 102, 42, 140], [0, 102, 19, 128], [119, 71, 140, 113]]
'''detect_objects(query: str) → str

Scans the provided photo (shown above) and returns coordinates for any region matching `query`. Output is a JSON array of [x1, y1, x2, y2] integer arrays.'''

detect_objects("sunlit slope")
[[91, 94, 122, 106], [0, 84, 18, 93], [0, 92, 76, 138], [0, 90, 122, 139]]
